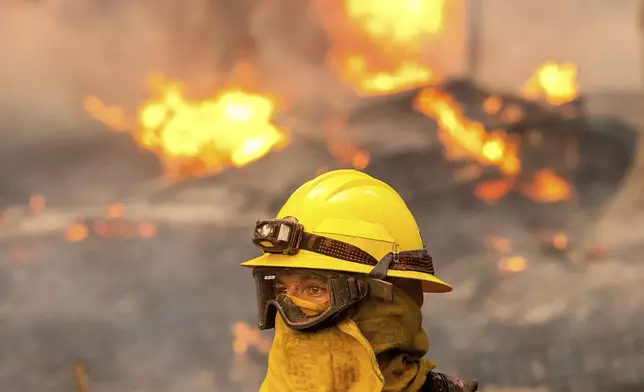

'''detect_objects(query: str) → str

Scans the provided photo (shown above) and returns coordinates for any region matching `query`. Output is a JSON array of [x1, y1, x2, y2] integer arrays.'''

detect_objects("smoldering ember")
[[1, 1, 643, 392]]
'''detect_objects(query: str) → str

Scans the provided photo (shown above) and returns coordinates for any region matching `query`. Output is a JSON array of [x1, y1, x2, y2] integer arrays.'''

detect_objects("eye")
[[306, 285, 327, 296], [275, 285, 287, 294]]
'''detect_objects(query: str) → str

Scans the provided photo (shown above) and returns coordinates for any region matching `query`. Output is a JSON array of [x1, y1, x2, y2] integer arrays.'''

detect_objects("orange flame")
[[138, 221, 158, 238], [522, 62, 579, 106], [96, 202, 158, 239], [414, 88, 521, 175], [552, 233, 568, 250], [474, 179, 512, 204], [498, 256, 527, 272], [65, 221, 89, 243], [499, 103, 525, 124], [487, 236, 527, 273], [521, 169, 572, 203], [85, 74, 288, 178], [324, 115, 371, 170], [105, 203, 125, 219], [232, 322, 271, 355], [63, 201, 159, 242], [346, 0, 449, 42], [29, 194, 46, 214], [64, 219, 158, 241], [84, 96, 132, 132], [482, 96, 503, 115], [486, 236, 512, 253], [413, 87, 574, 205], [319, 0, 449, 95], [74, 361, 89, 392], [342, 56, 436, 95]]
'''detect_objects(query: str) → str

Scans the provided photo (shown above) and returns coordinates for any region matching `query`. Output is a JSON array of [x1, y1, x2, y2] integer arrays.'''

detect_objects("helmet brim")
[[241, 250, 452, 293]]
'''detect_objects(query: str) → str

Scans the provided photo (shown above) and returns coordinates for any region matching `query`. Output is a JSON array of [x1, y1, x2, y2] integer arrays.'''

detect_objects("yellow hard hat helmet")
[[242, 169, 451, 293]]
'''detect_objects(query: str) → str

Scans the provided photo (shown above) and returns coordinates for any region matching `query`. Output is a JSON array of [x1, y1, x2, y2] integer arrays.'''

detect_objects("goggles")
[[253, 267, 394, 331], [250, 217, 437, 331]]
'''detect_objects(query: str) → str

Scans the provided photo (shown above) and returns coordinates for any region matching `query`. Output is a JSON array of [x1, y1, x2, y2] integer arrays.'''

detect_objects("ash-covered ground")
[[1, 82, 643, 392]]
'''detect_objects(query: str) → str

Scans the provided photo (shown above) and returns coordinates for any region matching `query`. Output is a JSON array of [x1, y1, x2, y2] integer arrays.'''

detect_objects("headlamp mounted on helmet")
[[252, 217, 304, 255]]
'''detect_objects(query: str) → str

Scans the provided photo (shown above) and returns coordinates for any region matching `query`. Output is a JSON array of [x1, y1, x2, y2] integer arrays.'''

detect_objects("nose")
[[284, 284, 300, 297]]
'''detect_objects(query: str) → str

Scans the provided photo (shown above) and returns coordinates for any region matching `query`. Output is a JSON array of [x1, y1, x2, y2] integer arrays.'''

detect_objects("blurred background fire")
[[0, 0, 643, 391]]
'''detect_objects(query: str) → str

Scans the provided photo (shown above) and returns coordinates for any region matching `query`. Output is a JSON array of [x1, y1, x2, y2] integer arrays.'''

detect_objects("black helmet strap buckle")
[[369, 244, 398, 279]]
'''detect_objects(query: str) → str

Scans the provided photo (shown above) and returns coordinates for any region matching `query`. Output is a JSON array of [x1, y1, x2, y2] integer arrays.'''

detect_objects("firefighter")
[[241, 169, 479, 392]]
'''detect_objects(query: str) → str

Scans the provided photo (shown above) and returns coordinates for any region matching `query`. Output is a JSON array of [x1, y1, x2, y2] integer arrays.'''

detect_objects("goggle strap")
[[368, 252, 394, 279], [366, 278, 394, 301]]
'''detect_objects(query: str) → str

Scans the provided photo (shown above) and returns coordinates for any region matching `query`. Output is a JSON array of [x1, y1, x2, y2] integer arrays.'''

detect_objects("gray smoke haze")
[[0, 0, 344, 205], [0, 0, 640, 138], [0, 0, 341, 141], [478, 0, 641, 93], [0, 1, 643, 391], [0, 1, 226, 132], [0, 3, 347, 390]]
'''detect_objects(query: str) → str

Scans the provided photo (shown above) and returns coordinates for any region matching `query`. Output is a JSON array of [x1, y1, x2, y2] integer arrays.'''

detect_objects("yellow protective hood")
[[260, 286, 435, 392]]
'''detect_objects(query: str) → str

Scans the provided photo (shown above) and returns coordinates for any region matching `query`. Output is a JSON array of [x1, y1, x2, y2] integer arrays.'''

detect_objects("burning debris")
[[75, 0, 582, 213], [85, 73, 288, 178], [74, 361, 89, 392], [80, 65, 581, 207], [1, 40, 633, 320], [519, 169, 573, 203], [62, 203, 158, 243], [316, 0, 447, 96], [498, 256, 528, 273], [231, 321, 271, 356], [345, 76, 581, 212], [521, 62, 579, 107]]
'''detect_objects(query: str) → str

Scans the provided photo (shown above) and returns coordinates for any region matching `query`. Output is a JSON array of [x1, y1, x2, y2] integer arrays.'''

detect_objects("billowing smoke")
[[0, 0, 338, 205], [0, 0, 340, 135], [0, 1, 233, 130]]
